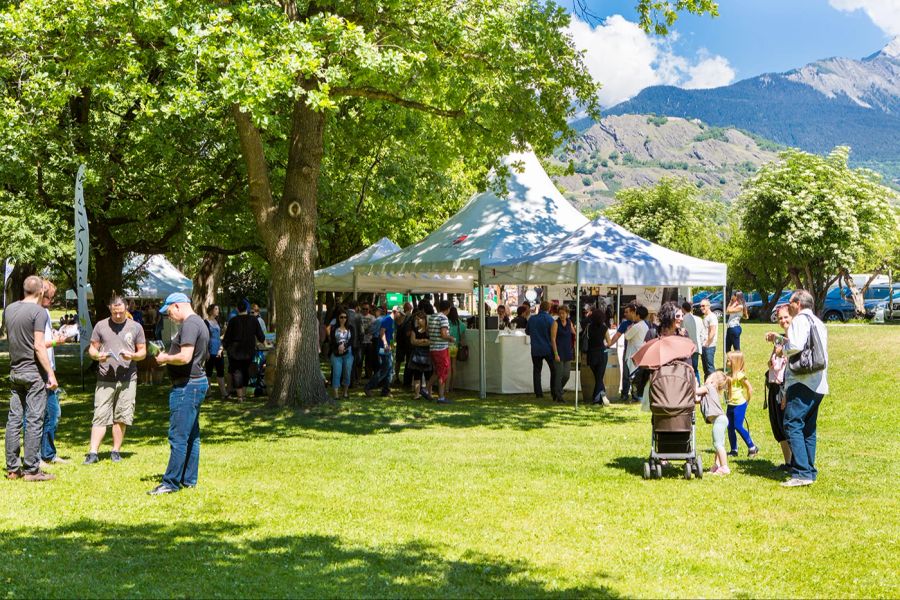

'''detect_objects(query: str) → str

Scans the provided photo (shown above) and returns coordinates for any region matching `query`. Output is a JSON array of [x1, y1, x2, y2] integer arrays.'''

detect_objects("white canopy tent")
[[361, 151, 590, 396], [486, 215, 728, 406], [485, 215, 727, 287], [125, 255, 193, 299], [314, 237, 401, 292]]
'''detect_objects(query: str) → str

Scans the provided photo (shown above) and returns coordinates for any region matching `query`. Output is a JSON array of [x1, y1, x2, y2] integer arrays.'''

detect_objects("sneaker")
[[601, 394, 610, 407], [23, 470, 56, 482], [727, 450, 738, 457], [147, 484, 178, 496], [710, 466, 731, 476], [419, 388, 432, 401], [6, 470, 22, 480], [83, 453, 99, 465], [748, 446, 759, 458], [710, 464, 720, 474], [110, 451, 122, 463], [50, 456, 71, 464], [781, 478, 813, 487], [437, 397, 450, 404]]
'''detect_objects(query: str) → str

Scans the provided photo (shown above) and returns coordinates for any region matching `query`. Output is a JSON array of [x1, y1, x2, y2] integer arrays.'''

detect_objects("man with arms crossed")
[[84, 294, 147, 464], [766, 290, 829, 487], [700, 298, 718, 380], [5, 275, 58, 481], [149, 293, 209, 495]]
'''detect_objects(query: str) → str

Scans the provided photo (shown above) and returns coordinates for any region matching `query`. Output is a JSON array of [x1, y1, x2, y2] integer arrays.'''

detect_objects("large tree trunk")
[[192, 252, 227, 318], [232, 100, 329, 407], [92, 240, 126, 322], [4, 262, 37, 305]]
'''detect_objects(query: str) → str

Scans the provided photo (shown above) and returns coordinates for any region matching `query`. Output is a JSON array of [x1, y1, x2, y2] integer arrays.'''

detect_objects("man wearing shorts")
[[424, 300, 455, 404], [84, 295, 146, 464]]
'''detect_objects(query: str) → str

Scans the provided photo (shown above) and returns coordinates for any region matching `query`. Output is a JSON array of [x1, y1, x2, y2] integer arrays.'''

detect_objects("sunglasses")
[[674, 311, 684, 319], [339, 316, 347, 319]]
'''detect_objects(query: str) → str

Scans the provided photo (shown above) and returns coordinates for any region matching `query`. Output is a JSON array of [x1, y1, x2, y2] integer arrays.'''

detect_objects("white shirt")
[[783, 308, 829, 395], [44, 309, 56, 370], [624, 319, 649, 372], [684, 314, 705, 350], [703, 313, 718, 347]]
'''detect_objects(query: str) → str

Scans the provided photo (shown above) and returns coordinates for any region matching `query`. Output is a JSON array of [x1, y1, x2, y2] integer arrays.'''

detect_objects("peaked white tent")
[[315, 237, 401, 292], [485, 215, 727, 286], [125, 255, 193, 299], [361, 151, 590, 397], [362, 151, 589, 287]]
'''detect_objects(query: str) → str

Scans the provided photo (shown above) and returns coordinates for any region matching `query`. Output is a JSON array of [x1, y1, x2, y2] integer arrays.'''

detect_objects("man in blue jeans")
[[525, 300, 556, 400], [700, 298, 718, 379], [365, 309, 394, 397], [39, 279, 68, 466], [767, 289, 829, 487], [149, 293, 210, 495]]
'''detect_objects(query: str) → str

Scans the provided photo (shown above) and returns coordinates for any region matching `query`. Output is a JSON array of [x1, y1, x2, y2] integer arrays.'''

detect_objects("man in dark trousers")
[[5, 275, 58, 481], [525, 300, 556, 400], [149, 293, 209, 495]]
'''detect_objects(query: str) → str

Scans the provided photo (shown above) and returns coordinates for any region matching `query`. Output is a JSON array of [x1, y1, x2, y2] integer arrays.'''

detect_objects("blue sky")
[[565, 0, 896, 106]]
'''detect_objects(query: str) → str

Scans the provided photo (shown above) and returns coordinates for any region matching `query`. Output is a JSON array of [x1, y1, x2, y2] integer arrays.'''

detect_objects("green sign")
[[386, 293, 404, 308]]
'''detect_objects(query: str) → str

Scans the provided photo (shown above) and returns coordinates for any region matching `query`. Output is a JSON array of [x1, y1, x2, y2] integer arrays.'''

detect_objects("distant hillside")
[[550, 114, 780, 209], [603, 39, 900, 184]]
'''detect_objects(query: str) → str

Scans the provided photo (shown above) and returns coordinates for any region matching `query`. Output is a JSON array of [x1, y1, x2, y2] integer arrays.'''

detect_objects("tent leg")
[[575, 271, 580, 410], [479, 267, 486, 399], [722, 283, 727, 370]]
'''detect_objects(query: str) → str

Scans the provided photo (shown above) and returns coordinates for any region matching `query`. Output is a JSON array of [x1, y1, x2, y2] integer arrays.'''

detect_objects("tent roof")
[[362, 152, 588, 289], [484, 215, 727, 287], [314, 237, 401, 292], [125, 255, 193, 299]]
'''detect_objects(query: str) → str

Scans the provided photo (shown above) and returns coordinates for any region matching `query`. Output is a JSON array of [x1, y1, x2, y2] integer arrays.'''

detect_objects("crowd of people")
[[5, 276, 828, 490]]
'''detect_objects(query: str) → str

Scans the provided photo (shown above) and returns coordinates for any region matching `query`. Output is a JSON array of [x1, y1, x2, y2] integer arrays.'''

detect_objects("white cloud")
[[566, 15, 735, 107], [830, 0, 900, 37]]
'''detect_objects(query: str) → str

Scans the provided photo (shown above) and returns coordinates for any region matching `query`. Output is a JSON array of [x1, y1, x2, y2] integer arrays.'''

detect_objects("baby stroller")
[[641, 360, 702, 480]]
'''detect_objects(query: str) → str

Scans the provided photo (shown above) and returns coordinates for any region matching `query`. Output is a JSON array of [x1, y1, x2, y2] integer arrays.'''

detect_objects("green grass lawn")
[[1, 323, 898, 598]]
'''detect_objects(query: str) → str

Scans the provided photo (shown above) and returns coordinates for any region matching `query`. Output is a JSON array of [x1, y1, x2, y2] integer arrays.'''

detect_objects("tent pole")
[[478, 265, 486, 399], [353, 271, 358, 300], [722, 283, 727, 370], [575, 264, 580, 410]]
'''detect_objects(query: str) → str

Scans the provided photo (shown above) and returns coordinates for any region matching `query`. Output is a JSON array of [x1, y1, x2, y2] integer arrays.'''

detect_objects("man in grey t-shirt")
[[84, 295, 146, 465], [4, 275, 58, 481]]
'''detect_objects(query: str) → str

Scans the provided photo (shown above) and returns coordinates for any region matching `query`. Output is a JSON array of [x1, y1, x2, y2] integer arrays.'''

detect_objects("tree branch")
[[231, 104, 277, 247], [332, 86, 464, 118], [197, 244, 263, 256]]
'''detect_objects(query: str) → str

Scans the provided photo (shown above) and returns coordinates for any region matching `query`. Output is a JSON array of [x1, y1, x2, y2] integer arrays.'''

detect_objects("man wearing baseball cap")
[[148, 292, 209, 495]]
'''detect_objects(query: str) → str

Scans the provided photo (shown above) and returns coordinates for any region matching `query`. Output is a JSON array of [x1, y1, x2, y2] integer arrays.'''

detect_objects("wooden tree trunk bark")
[[92, 246, 126, 322], [231, 100, 329, 407], [5, 262, 36, 305], [192, 252, 227, 318]]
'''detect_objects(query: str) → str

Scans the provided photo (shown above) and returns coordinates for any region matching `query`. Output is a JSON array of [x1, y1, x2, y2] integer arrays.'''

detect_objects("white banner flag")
[[2, 258, 12, 310], [74, 164, 92, 357]]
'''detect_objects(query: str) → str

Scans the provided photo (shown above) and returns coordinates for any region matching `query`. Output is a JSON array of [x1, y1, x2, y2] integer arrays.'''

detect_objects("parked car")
[[866, 290, 900, 319], [740, 290, 792, 321], [691, 290, 713, 304], [821, 284, 899, 322]]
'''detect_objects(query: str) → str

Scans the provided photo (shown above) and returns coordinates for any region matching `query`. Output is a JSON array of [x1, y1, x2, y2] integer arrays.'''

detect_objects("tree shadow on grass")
[[1, 519, 620, 598]]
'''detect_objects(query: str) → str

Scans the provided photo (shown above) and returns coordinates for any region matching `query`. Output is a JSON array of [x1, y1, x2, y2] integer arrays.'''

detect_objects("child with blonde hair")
[[696, 371, 730, 475], [725, 351, 758, 457]]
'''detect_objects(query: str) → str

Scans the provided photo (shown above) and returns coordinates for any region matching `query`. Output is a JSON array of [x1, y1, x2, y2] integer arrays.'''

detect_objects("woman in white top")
[[724, 291, 749, 353]]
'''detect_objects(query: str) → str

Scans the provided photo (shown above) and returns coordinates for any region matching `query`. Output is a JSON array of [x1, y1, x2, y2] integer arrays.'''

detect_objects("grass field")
[[0, 323, 897, 598]]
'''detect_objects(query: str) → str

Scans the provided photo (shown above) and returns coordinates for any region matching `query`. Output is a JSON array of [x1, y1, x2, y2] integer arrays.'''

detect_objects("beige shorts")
[[93, 381, 137, 426]]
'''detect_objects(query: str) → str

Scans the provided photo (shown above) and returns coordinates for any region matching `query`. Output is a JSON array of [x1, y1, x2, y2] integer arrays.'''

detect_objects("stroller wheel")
[[695, 457, 703, 479], [684, 462, 692, 480], [643, 462, 651, 480], [655, 464, 663, 479]]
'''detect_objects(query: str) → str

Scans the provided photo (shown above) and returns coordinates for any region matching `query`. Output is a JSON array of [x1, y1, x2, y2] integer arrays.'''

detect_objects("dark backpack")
[[789, 314, 827, 374]]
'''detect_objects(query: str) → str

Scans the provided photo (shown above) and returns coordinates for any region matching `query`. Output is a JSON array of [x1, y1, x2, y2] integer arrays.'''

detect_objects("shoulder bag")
[[788, 315, 827, 374]]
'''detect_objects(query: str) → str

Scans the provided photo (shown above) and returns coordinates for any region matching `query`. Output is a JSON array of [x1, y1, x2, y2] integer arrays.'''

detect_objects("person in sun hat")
[[148, 292, 209, 495]]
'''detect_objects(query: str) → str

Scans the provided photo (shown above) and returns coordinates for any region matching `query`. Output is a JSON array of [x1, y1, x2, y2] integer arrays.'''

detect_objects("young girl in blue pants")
[[726, 351, 758, 457]]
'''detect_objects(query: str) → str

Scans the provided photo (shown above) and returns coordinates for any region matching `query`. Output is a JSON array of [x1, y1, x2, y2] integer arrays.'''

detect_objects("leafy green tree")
[[738, 146, 899, 314], [604, 177, 727, 260]]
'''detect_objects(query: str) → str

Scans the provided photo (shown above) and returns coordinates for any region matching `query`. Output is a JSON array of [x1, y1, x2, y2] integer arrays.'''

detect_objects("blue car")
[[692, 291, 724, 317], [822, 285, 898, 322]]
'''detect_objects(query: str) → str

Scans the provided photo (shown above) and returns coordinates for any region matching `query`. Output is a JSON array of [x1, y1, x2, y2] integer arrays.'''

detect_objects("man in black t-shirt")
[[149, 292, 209, 495], [4, 275, 58, 481]]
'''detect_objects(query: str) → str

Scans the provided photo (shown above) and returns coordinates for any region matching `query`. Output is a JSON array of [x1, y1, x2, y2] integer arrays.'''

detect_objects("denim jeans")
[[725, 326, 742, 353], [690, 352, 701, 385], [701, 346, 717, 379], [5, 372, 47, 474], [162, 377, 208, 490], [784, 383, 824, 481], [41, 390, 61, 461], [330, 352, 354, 389], [552, 359, 571, 400], [365, 348, 393, 394], [532, 354, 556, 398]]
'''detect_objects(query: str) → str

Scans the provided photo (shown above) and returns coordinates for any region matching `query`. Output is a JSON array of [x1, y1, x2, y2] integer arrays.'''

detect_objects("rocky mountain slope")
[[550, 114, 779, 210], [603, 39, 900, 184]]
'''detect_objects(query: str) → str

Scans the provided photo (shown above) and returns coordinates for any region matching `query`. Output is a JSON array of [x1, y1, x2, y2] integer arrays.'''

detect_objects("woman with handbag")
[[550, 304, 575, 403], [407, 311, 433, 399], [329, 310, 354, 400], [446, 306, 468, 393]]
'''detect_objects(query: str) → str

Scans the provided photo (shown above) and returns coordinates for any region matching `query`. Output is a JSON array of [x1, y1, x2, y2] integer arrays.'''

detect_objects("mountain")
[[549, 114, 779, 209], [603, 39, 900, 184]]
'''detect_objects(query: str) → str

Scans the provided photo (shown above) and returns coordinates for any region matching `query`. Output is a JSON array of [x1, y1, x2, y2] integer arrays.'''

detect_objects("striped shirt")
[[427, 313, 450, 351]]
